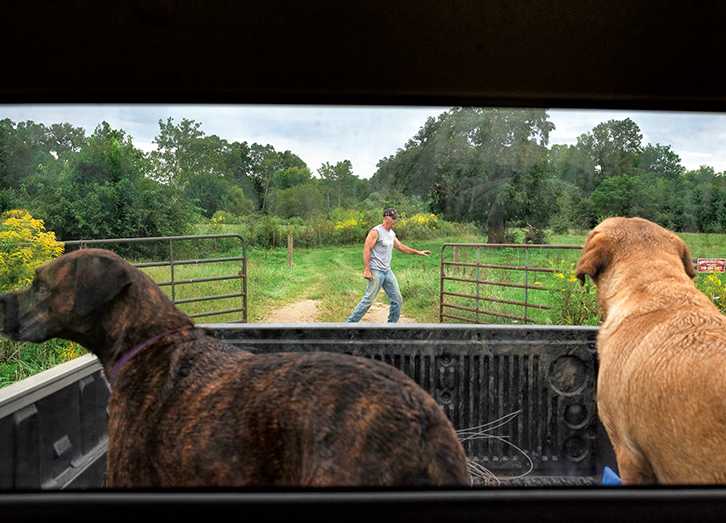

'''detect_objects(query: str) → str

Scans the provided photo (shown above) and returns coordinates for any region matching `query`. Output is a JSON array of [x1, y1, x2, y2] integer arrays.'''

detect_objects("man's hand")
[[363, 268, 373, 280], [420, 250, 432, 256]]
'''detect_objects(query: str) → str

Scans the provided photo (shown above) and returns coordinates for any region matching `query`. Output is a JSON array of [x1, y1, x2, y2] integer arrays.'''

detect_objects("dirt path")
[[262, 299, 416, 323]]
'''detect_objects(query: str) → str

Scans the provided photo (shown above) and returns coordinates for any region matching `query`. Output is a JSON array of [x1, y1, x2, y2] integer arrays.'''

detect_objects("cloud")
[[547, 109, 726, 172]]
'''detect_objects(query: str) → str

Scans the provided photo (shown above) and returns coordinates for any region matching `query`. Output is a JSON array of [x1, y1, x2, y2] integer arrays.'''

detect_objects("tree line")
[[373, 108, 726, 242], [0, 117, 373, 242], [1, 109, 724, 247]]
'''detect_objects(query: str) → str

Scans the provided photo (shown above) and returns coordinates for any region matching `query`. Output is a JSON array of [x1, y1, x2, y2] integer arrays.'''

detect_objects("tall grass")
[[0, 339, 86, 388]]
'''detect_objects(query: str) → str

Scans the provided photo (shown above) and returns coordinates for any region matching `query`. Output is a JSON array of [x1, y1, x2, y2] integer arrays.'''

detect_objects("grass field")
[[142, 234, 483, 324], [3, 228, 726, 387], [143, 229, 726, 326]]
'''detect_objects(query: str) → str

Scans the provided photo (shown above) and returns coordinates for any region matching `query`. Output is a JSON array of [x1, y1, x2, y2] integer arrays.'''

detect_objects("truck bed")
[[0, 324, 615, 489]]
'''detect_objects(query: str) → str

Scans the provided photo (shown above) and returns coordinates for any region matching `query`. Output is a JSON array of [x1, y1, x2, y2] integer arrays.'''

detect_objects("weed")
[[0, 338, 86, 388], [696, 271, 726, 314], [544, 261, 602, 326]]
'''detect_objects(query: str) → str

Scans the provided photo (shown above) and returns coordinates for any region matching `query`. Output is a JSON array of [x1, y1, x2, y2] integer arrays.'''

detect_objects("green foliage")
[[272, 165, 313, 190], [0, 209, 64, 292], [545, 261, 602, 326], [268, 182, 325, 220], [395, 212, 440, 240], [549, 192, 579, 234], [186, 170, 231, 218], [30, 123, 197, 254], [197, 209, 478, 250], [372, 107, 554, 243], [577, 118, 643, 184], [328, 207, 375, 244], [590, 173, 635, 218], [220, 186, 255, 217], [695, 271, 726, 315], [151, 117, 227, 188], [4, 110, 726, 263], [248, 145, 309, 213], [0, 210, 80, 388], [0, 339, 87, 389], [318, 160, 364, 208]]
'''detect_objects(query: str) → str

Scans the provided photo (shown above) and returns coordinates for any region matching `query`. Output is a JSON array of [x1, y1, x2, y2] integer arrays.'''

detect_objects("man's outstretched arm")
[[394, 237, 431, 256]]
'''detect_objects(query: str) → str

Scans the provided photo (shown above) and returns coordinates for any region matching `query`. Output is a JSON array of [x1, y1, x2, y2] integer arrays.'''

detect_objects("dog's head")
[[0, 248, 132, 344], [575, 217, 695, 286]]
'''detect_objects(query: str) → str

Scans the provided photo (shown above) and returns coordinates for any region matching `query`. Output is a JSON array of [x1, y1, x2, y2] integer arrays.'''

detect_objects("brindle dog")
[[0, 248, 469, 488]]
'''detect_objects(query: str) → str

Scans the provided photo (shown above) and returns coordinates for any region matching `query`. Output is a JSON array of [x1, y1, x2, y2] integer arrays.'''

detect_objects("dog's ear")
[[575, 231, 610, 286], [73, 255, 133, 317], [675, 235, 697, 279]]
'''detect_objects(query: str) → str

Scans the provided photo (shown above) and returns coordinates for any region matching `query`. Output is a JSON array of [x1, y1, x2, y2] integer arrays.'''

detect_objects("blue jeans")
[[346, 269, 403, 323]]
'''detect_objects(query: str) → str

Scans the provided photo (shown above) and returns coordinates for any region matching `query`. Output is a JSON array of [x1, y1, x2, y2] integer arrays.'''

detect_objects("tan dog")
[[0, 248, 469, 488], [575, 216, 726, 485]]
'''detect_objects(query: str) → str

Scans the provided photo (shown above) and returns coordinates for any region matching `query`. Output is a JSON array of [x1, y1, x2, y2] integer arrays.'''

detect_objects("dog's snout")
[[0, 292, 20, 338]]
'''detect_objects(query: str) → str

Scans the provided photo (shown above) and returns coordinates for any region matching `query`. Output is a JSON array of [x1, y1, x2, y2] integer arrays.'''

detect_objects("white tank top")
[[369, 224, 395, 271]]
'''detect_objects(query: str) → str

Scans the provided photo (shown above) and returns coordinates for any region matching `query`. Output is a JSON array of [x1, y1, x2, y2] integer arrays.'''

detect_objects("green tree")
[[272, 165, 313, 191], [151, 118, 221, 187], [635, 143, 687, 229], [221, 141, 261, 208], [39, 123, 194, 241], [185, 171, 231, 218], [220, 185, 255, 217], [681, 166, 726, 233], [269, 182, 325, 220], [374, 116, 444, 209], [318, 160, 358, 207], [0, 119, 85, 207], [545, 145, 593, 231], [590, 174, 635, 219], [372, 107, 554, 243], [246, 145, 308, 213], [575, 118, 643, 189], [638, 143, 685, 182]]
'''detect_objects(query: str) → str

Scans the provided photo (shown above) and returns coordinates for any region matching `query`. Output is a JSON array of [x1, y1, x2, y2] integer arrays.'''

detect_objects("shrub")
[[193, 211, 480, 251], [550, 216, 571, 235], [329, 208, 375, 245], [0, 210, 81, 388], [545, 260, 601, 326], [0, 209, 64, 292], [695, 271, 726, 315], [396, 212, 438, 240]]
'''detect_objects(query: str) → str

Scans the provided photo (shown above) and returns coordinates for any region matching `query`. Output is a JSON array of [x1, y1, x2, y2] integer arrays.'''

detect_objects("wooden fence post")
[[287, 233, 293, 268]]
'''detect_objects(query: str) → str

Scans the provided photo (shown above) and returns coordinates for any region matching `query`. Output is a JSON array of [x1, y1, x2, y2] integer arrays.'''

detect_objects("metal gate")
[[64, 234, 247, 323], [439, 243, 583, 325]]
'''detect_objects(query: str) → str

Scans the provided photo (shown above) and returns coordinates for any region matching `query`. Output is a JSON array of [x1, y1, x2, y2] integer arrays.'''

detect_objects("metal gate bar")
[[63, 234, 247, 323], [440, 243, 582, 325]]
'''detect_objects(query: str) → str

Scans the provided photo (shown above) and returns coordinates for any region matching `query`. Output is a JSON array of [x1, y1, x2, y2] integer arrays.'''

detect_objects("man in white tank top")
[[347, 208, 432, 323]]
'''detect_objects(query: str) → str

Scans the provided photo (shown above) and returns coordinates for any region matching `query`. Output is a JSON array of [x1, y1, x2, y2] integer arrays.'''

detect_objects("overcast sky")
[[2, 104, 726, 178]]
